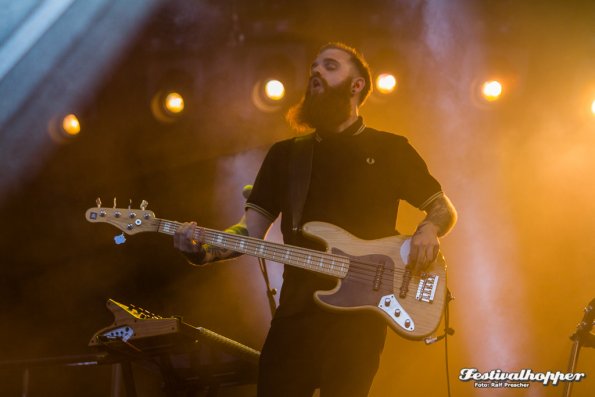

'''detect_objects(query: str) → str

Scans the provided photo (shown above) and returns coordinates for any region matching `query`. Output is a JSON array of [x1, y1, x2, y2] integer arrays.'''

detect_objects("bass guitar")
[[85, 200, 447, 340]]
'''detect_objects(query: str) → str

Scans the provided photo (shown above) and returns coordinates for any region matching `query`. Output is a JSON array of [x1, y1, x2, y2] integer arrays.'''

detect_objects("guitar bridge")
[[415, 274, 439, 303]]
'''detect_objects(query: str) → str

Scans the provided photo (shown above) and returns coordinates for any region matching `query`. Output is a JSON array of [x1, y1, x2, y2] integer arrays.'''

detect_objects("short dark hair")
[[319, 42, 372, 105]]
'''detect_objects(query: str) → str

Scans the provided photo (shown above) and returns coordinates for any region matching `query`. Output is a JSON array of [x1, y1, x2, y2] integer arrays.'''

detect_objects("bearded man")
[[174, 42, 457, 397]]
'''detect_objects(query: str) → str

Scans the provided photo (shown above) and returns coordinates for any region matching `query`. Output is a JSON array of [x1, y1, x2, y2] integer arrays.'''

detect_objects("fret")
[[159, 221, 176, 235], [257, 244, 266, 256], [317, 257, 324, 270]]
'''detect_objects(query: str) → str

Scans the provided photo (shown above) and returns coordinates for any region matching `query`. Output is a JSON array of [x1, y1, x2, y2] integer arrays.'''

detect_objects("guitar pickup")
[[415, 274, 439, 303]]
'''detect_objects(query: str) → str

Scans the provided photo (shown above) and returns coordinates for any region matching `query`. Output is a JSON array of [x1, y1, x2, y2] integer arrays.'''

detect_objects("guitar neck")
[[157, 219, 348, 278]]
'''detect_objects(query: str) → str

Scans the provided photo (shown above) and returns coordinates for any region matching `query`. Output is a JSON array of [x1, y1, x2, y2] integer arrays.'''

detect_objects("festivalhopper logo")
[[458, 368, 587, 388]]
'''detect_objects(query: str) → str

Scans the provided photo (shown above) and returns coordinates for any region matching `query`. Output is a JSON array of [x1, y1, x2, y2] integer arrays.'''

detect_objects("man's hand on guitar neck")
[[175, 221, 246, 265], [173, 210, 272, 266], [174, 222, 209, 265]]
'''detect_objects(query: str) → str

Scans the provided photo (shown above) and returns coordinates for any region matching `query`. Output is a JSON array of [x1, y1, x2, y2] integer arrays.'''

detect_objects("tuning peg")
[[128, 199, 132, 210], [140, 200, 148, 211], [113, 197, 117, 209], [96, 197, 102, 208]]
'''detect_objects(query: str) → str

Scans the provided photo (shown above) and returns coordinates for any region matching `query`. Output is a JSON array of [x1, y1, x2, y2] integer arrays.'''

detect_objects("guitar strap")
[[288, 133, 315, 236]]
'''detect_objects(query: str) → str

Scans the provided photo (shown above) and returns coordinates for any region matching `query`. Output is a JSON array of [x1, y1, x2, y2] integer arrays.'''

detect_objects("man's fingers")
[[174, 222, 200, 252], [409, 244, 438, 273], [415, 249, 427, 273], [408, 244, 419, 267]]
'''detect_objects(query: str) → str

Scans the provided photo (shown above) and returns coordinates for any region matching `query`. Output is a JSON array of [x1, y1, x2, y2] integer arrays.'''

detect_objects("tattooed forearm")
[[204, 244, 239, 261], [183, 222, 249, 265], [202, 222, 249, 263], [420, 194, 457, 237]]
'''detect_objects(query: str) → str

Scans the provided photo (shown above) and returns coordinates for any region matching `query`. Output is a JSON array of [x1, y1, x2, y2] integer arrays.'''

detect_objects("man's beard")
[[286, 77, 352, 132]]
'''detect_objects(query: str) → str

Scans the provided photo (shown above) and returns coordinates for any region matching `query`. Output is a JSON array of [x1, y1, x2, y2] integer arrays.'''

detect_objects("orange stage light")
[[481, 80, 503, 102], [264, 79, 285, 101], [375, 73, 397, 94], [62, 114, 81, 136], [163, 92, 185, 114]]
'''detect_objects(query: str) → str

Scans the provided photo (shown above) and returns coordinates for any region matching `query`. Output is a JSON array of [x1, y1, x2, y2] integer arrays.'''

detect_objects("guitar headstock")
[[85, 198, 157, 235]]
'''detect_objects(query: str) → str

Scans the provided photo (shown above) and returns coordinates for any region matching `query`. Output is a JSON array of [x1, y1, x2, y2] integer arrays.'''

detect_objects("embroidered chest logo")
[[366, 157, 376, 165]]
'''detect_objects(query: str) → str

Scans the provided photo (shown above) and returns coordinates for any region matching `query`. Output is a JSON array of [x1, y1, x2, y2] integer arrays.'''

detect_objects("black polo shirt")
[[247, 118, 442, 318]]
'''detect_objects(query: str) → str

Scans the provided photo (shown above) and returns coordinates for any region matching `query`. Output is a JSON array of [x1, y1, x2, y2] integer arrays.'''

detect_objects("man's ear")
[[351, 76, 365, 94]]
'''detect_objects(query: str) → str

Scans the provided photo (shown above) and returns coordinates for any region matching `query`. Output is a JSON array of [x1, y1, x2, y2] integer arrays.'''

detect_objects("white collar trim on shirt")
[[314, 123, 366, 142]]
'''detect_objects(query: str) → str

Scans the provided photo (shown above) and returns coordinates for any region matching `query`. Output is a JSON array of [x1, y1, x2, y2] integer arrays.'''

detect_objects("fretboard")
[[157, 219, 349, 278]]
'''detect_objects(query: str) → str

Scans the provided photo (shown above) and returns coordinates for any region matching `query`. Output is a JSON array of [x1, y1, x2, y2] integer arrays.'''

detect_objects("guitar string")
[[162, 219, 364, 274], [199, 229, 436, 287], [199, 227, 406, 275], [212, 229, 439, 292], [157, 219, 433, 293], [198, 228, 417, 283], [157, 219, 432, 287], [156, 220, 431, 295], [156, 220, 434, 285]]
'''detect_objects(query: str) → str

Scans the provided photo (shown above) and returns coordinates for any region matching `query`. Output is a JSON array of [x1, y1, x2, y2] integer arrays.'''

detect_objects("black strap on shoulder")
[[288, 133, 315, 235]]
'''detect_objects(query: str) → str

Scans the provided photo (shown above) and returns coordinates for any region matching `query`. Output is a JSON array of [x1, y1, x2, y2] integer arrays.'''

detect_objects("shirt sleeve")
[[397, 139, 443, 210], [245, 141, 286, 222]]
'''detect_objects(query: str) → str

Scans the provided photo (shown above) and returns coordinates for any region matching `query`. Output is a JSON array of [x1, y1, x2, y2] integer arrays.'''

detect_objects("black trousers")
[[257, 310, 387, 397]]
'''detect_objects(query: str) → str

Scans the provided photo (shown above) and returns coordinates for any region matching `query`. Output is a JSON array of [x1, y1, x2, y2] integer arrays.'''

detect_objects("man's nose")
[[310, 67, 322, 77]]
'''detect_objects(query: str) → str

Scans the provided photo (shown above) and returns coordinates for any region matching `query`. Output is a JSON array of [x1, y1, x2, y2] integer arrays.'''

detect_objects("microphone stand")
[[562, 298, 594, 397], [258, 257, 278, 317]]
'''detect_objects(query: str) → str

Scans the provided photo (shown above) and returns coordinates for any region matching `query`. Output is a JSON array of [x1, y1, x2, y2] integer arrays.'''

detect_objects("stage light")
[[151, 90, 187, 123], [164, 92, 185, 114], [62, 114, 81, 136], [249, 50, 297, 113], [264, 79, 285, 101], [252, 78, 289, 112], [375, 73, 397, 94], [48, 113, 83, 143], [481, 80, 503, 102]]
